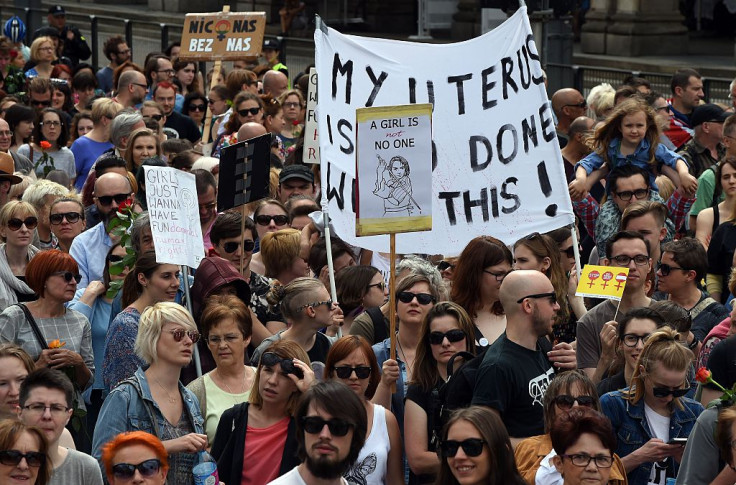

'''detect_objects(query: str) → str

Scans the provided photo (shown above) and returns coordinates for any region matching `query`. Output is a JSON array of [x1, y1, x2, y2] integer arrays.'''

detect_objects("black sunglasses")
[[437, 261, 455, 271], [0, 450, 45, 467], [562, 245, 581, 258], [301, 416, 352, 436], [652, 387, 690, 398], [440, 438, 486, 457], [7, 217, 38, 231], [223, 240, 255, 254], [429, 329, 466, 345], [516, 292, 557, 305], [656, 262, 688, 277], [397, 291, 436, 305], [255, 214, 288, 226], [144, 114, 163, 122], [334, 365, 372, 379], [553, 394, 595, 410], [96, 193, 130, 206], [51, 271, 81, 283], [261, 352, 304, 379], [112, 459, 161, 480], [108, 254, 124, 263], [49, 212, 82, 225], [563, 100, 587, 109], [31, 99, 51, 107], [238, 107, 261, 117], [188, 104, 206, 111]]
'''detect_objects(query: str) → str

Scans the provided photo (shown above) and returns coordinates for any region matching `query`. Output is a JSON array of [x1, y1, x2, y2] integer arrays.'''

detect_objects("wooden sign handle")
[[389, 233, 396, 394]]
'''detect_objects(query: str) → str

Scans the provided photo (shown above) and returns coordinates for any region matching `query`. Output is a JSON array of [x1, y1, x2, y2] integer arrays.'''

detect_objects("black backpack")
[[366, 306, 389, 344]]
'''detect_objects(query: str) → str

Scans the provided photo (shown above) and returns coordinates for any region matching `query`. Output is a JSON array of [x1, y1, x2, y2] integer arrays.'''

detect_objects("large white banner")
[[315, 7, 574, 254]]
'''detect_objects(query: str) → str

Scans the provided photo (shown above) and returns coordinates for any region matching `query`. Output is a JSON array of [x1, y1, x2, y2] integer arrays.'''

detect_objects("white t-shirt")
[[344, 404, 389, 485], [644, 403, 670, 485], [268, 466, 349, 485]]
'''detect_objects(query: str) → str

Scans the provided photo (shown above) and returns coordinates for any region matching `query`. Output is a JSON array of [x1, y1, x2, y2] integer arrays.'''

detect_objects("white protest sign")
[[304, 68, 319, 164], [315, 7, 574, 254], [144, 166, 205, 268]]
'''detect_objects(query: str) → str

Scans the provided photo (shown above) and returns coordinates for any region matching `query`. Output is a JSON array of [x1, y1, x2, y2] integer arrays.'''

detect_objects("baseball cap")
[[0, 153, 22, 185], [263, 39, 281, 51], [279, 164, 314, 184], [49, 5, 66, 16], [690, 104, 730, 127]]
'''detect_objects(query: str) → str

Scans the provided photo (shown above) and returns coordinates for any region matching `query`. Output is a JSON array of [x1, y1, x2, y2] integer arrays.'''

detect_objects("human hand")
[[567, 267, 579, 296], [636, 438, 683, 462], [679, 173, 698, 196], [48, 349, 84, 369], [166, 433, 207, 453], [36, 349, 54, 369], [568, 179, 588, 201], [379, 359, 399, 387], [289, 358, 315, 392], [599, 320, 618, 360], [547, 342, 576, 370]]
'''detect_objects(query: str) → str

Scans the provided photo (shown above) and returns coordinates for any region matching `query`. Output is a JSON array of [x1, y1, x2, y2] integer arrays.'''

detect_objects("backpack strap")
[[690, 297, 717, 319], [444, 351, 475, 382], [367, 307, 388, 344], [16, 304, 48, 351]]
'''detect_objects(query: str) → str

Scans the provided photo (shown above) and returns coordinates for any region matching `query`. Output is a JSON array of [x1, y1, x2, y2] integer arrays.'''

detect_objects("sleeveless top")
[[344, 404, 390, 485]]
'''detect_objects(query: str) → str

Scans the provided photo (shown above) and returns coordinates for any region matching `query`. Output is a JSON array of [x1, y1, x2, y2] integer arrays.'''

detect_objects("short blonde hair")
[[7, 175, 33, 202], [22, 179, 69, 210], [91, 98, 123, 124], [260, 228, 301, 278], [30, 36, 56, 63], [135, 302, 197, 364]]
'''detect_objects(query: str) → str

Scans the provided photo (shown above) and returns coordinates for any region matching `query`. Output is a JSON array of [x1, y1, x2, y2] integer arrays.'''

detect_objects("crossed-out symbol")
[[615, 272, 628, 291]]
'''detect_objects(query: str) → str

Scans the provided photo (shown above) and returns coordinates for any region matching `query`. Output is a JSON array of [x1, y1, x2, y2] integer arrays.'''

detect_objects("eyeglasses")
[[397, 291, 436, 305], [560, 453, 613, 468], [7, 217, 38, 231], [483, 269, 511, 282], [117, 49, 132, 55], [132, 83, 148, 90], [610, 254, 649, 266], [156, 69, 175, 75], [437, 261, 455, 271], [238, 107, 261, 117], [367, 281, 386, 292], [31, 99, 51, 107], [334, 365, 372, 379], [651, 386, 690, 398], [552, 394, 595, 410], [255, 214, 288, 226], [223, 240, 255, 253], [440, 438, 486, 457], [144, 114, 163, 122], [0, 450, 46, 468], [51, 271, 81, 284], [622, 333, 651, 347], [301, 416, 352, 436], [96, 193, 130, 206], [656, 262, 688, 276], [22, 403, 70, 416], [206, 334, 242, 345], [0, 131, 11, 137], [655, 105, 672, 113], [261, 352, 303, 379], [39, 47, 55, 52], [40, 120, 61, 127], [283, 102, 301, 109], [112, 459, 162, 480], [614, 188, 649, 201], [189, 104, 206, 112], [298, 299, 333, 312], [168, 329, 200, 343], [563, 100, 587, 109], [429, 329, 466, 345], [516, 292, 558, 305], [49, 212, 82, 225]]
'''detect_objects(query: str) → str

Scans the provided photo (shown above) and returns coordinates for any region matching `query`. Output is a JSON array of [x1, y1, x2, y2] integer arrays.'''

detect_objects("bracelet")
[[688, 336, 699, 350]]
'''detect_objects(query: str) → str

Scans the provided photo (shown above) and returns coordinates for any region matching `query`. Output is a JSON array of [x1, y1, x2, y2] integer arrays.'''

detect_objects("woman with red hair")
[[101, 431, 168, 485]]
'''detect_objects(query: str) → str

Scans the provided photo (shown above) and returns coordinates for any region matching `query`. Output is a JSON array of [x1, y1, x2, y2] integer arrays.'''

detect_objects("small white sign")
[[303, 68, 319, 164]]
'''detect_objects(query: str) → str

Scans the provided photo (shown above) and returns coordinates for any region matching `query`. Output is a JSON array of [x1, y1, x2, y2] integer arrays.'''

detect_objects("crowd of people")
[[0, 5, 734, 485]]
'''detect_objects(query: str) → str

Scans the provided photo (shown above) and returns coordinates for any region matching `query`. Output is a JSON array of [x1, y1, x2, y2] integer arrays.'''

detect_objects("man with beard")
[[70, 172, 132, 287], [97, 35, 130, 94], [268, 381, 367, 485], [472, 270, 560, 446], [114, 70, 147, 109]]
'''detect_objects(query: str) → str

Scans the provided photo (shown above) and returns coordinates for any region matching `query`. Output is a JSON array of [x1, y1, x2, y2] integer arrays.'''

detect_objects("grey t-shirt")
[[675, 406, 721, 485], [17, 144, 77, 179], [50, 448, 103, 485]]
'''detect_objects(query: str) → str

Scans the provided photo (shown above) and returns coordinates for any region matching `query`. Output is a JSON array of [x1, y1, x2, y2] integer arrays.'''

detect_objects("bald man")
[[551, 88, 587, 147], [70, 172, 133, 287], [263, 69, 288, 98], [237, 122, 268, 142], [471, 270, 569, 446]]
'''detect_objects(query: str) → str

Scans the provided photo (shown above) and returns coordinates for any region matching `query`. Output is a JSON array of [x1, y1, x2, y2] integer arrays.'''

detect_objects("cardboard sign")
[[355, 104, 433, 235], [179, 11, 266, 60], [314, 7, 574, 254], [303, 68, 319, 164], [218, 133, 272, 211], [144, 166, 205, 268], [575, 265, 629, 301]]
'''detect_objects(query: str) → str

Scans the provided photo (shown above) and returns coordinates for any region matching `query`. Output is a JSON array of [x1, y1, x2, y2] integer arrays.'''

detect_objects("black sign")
[[217, 133, 271, 211]]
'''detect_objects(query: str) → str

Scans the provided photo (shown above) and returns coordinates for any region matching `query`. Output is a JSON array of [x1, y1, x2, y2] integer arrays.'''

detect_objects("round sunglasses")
[[168, 329, 200, 344], [7, 217, 38, 231]]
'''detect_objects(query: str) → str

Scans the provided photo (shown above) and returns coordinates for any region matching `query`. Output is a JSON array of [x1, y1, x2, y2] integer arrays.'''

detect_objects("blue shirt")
[[71, 136, 114, 191], [69, 221, 114, 289], [69, 289, 112, 397]]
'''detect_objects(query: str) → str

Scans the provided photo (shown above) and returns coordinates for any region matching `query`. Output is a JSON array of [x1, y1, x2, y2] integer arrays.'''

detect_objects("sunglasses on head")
[[51, 271, 81, 283], [0, 450, 45, 468], [652, 386, 690, 398], [261, 351, 304, 379], [188, 104, 206, 112], [255, 214, 288, 226], [397, 291, 436, 305], [301, 416, 352, 436], [429, 329, 466, 345], [144, 114, 163, 122], [7, 217, 38, 231], [440, 438, 486, 457], [168, 329, 200, 343], [553, 394, 595, 410], [238, 107, 261, 117], [223, 240, 255, 254], [334, 365, 372, 379], [96, 193, 130, 206], [112, 459, 161, 480], [49, 212, 81, 225]]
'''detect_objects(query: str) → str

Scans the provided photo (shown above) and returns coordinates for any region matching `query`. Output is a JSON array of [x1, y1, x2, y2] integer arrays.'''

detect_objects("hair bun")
[[265, 280, 286, 306]]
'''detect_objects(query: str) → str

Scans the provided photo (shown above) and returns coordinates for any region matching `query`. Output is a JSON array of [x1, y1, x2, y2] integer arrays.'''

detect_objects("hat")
[[0, 153, 22, 185], [48, 5, 66, 16], [263, 39, 281, 51], [690, 104, 730, 127], [279, 164, 314, 184], [33, 27, 60, 41]]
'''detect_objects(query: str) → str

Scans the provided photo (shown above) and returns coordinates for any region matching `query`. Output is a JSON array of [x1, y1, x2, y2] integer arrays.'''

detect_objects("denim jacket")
[[600, 389, 704, 485], [372, 337, 407, 432], [91, 367, 204, 468]]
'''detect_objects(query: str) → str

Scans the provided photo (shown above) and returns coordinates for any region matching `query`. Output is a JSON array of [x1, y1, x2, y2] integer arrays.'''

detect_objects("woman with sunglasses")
[[183, 92, 208, 135], [102, 251, 180, 391], [600, 327, 704, 484], [0, 201, 40, 308], [0, 420, 50, 485], [211, 340, 313, 485], [123, 128, 161, 174], [48, 197, 85, 253], [213, 92, 264, 157], [515, 371, 627, 484], [17, 108, 76, 181], [249, 198, 289, 276], [436, 406, 526, 485], [335, 265, 387, 336], [93, 302, 206, 485], [5, 104, 35, 153], [405, 302, 476, 485], [323, 335, 404, 485], [101, 431, 168, 485], [451, 235, 513, 349]]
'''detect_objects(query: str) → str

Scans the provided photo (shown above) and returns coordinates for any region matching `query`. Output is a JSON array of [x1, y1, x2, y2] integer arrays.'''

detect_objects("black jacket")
[[210, 402, 300, 484]]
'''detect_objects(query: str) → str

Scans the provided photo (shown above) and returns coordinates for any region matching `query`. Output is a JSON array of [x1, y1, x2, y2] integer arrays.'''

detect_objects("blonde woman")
[[25, 37, 56, 79]]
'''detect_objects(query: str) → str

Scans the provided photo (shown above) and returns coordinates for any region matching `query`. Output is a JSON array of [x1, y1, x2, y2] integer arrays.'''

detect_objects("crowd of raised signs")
[[0, 6, 734, 485]]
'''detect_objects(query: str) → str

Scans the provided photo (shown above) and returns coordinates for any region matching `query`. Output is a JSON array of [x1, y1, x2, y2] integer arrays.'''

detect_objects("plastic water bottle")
[[193, 450, 219, 485]]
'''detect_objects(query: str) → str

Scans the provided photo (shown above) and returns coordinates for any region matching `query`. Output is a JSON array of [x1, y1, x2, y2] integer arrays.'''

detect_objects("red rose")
[[39, 140, 52, 150], [292, 120, 300, 126], [118, 198, 132, 211], [695, 367, 711, 384]]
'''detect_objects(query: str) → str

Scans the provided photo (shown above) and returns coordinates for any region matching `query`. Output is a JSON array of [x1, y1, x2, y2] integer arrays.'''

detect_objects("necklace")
[[153, 376, 178, 404], [397, 337, 414, 380], [215, 367, 248, 404]]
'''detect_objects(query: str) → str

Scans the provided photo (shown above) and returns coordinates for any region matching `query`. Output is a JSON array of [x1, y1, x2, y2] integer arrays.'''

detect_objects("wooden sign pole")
[[389, 233, 397, 393], [200, 5, 230, 146]]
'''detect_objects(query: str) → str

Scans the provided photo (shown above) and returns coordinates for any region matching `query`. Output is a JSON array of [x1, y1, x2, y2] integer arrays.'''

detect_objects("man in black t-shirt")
[[472, 270, 559, 445], [153, 81, 201, 144], [701, 333, 736, 406]]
